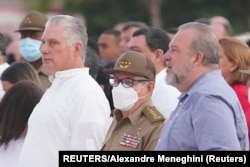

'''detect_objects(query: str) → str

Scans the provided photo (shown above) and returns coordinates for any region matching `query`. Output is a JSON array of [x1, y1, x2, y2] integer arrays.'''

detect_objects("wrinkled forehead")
[[170, 29, 194, 47], [42, 25, 67, 40], [175, 29, 195, 39]]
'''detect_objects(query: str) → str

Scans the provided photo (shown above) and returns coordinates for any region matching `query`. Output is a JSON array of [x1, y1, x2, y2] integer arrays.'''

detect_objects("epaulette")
[[142, 106, 165, 123]]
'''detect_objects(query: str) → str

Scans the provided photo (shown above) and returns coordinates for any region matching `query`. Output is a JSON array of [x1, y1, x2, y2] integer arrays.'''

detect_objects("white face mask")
[[112, 84, 138, 112], [112, 83, 148, 112]]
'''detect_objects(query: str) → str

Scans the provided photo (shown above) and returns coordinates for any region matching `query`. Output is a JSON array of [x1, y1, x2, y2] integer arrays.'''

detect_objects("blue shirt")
[[155, 70, 249, 150]]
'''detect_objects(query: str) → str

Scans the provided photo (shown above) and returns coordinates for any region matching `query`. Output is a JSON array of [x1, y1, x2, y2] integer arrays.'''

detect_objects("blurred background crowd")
[[1, 0, 250, 43], [0, 1, 250, 166]]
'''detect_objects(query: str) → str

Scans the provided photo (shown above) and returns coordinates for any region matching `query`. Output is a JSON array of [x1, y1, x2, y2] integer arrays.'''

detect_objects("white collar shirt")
[[18, 68, 112, 167]]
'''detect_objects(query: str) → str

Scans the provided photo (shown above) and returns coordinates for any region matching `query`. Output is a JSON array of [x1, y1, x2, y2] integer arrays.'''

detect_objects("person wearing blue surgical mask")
[[101, 51, 165, 150], [15, 10, 51, 90], [20, 38, 42, 62]]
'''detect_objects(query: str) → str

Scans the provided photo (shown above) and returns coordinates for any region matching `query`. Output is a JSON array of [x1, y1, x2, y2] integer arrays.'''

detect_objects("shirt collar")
[[49, 68, 89, 82], [179, 69, 220, 101]]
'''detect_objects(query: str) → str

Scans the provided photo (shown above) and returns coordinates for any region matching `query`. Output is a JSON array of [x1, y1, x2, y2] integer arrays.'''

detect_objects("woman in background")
[[1, 62, 41, 92], [219, 36, 250, 147], [0, 81, 43, 167]]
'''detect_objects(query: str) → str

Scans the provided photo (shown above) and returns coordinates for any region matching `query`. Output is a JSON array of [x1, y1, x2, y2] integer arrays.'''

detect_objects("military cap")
[[16, 10, 47, 32], [104, 51, 156, 81]]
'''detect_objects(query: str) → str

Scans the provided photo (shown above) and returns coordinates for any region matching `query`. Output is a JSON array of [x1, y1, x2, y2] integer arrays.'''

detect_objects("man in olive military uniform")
[[102, 51, 165, 150], [15, 10, 51, 90]]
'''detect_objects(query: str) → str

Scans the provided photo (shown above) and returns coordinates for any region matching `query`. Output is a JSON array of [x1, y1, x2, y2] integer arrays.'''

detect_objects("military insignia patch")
[[120, 133, 140, 148], [142, 106, 165, 123], [119, 61, 131, 69]]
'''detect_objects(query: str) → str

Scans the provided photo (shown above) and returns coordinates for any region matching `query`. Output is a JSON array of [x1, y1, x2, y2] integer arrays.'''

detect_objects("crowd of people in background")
[[0, 9, 249, 167]]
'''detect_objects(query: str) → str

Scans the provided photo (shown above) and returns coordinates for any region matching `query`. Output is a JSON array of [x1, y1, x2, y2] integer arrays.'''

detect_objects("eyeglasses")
[[109, 78, 150, 88]]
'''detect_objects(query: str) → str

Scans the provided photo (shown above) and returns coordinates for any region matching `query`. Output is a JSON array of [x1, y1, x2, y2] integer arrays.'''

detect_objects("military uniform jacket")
[[101, 100, 165, 150], [37, 65, 51, 90]]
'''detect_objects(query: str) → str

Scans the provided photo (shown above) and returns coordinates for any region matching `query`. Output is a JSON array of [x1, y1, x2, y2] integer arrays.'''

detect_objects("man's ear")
[[147, 81, 155, 93], [74, 42, 83, 56], [192, 51, 204, 66], [154, 49, 165, 65], [154, 49, 164, 61], [155, 49, 164, 59]]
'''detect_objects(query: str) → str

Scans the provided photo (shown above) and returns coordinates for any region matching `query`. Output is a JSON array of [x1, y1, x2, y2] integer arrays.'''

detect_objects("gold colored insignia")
[[25, 17, 32, 24], [119, 61, 131, 69], [143, 106, 165, 123]]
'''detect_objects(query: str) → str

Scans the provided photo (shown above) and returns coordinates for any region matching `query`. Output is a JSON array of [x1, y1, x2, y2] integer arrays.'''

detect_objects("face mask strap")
[[135, 82, 150, 100], [138, 94, 149, 100]]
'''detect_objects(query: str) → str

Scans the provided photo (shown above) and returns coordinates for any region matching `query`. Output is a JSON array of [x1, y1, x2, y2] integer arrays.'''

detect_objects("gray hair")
[[178, 22, 219, 65], [45, 15, 88, 60]]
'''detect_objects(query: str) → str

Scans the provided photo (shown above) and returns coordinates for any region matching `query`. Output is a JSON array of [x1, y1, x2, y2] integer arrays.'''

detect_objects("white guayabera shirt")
[[18, 68, 112, 167]]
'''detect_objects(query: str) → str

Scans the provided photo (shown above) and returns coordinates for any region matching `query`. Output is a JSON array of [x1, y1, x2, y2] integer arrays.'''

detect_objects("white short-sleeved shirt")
[[18, 68, 112, 167]]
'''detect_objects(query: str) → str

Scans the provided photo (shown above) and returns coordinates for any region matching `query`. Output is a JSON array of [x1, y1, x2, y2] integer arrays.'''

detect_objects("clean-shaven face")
[[40, 25, 76, 74]]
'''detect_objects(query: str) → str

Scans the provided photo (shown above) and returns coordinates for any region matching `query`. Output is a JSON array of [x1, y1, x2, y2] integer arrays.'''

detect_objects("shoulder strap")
[[142, 106, 165, 123]]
